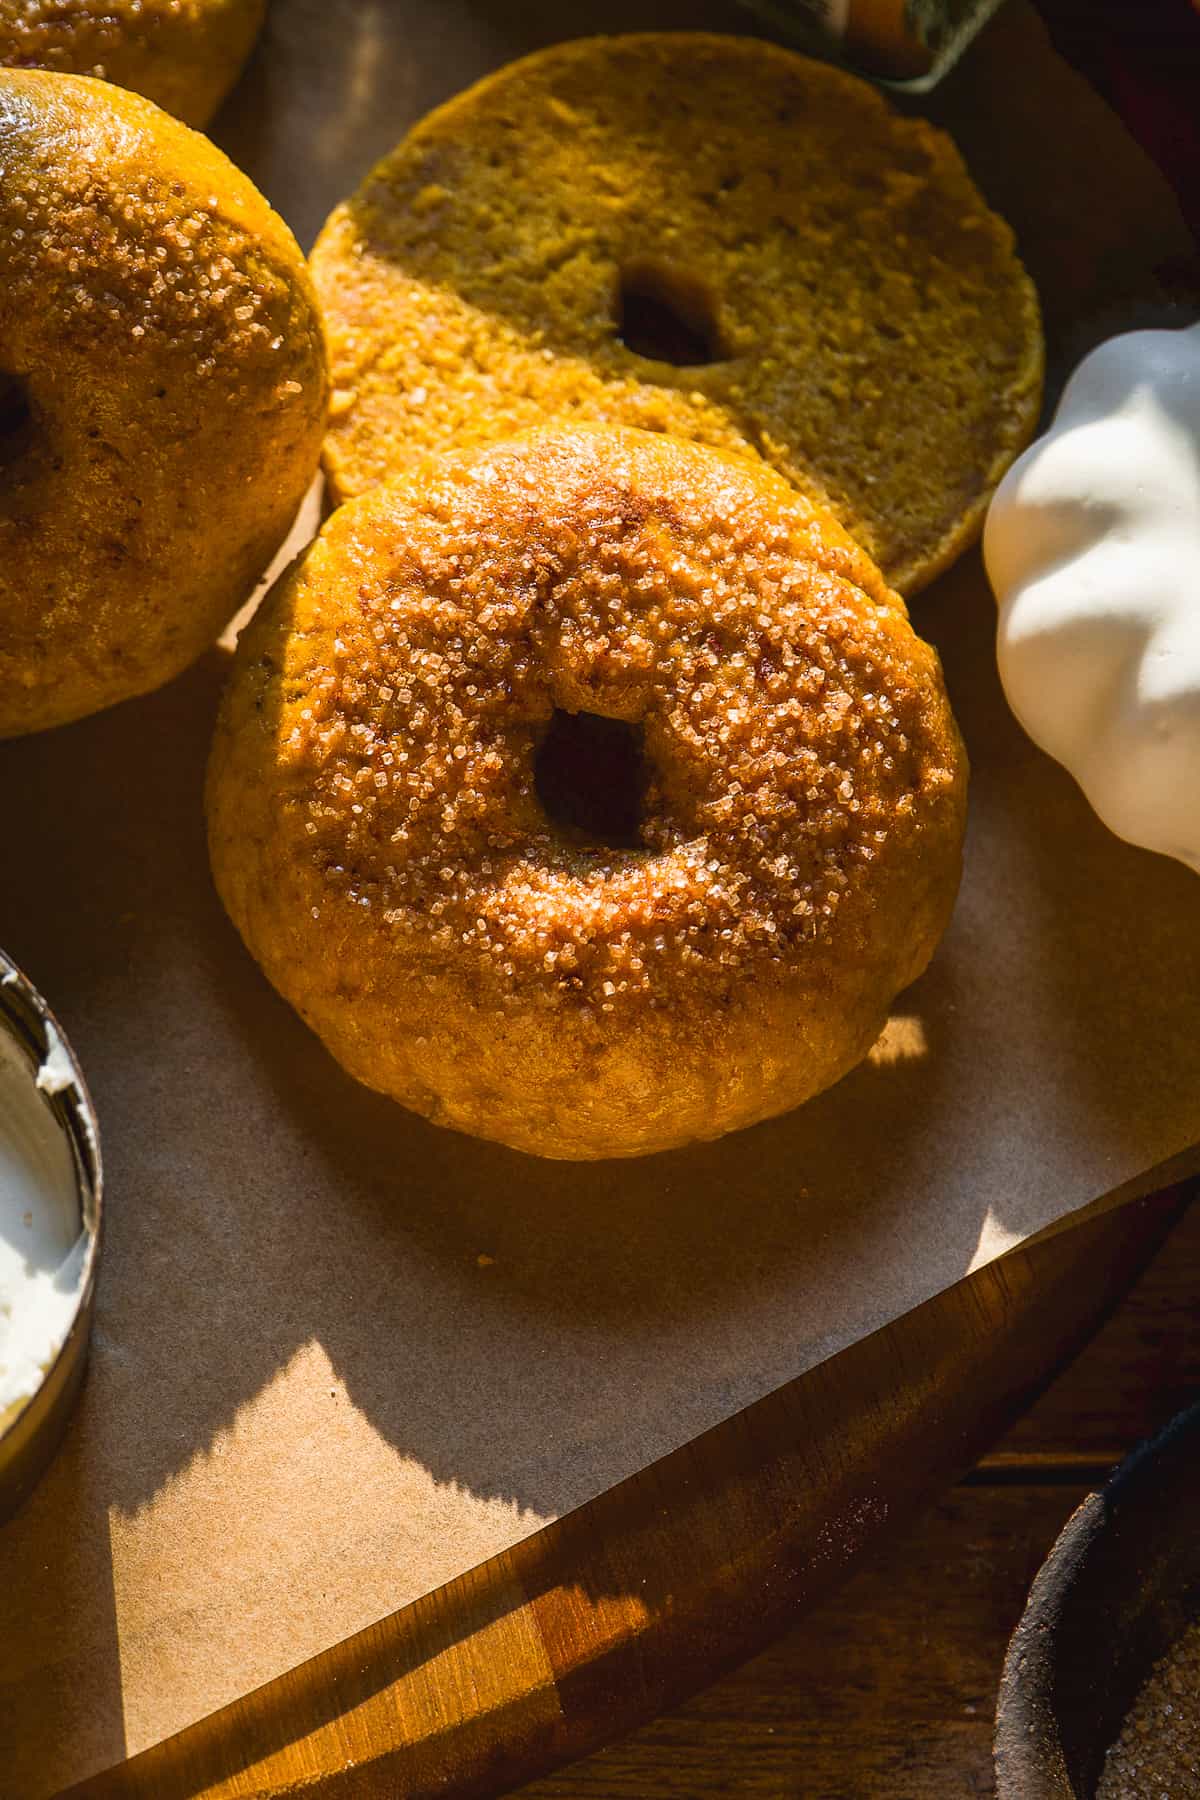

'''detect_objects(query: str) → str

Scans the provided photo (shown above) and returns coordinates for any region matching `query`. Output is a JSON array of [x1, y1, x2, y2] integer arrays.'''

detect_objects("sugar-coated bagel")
[[0, 0, 266, 127], [0, 70, 327, 735], [207, 426, 968, 1160]]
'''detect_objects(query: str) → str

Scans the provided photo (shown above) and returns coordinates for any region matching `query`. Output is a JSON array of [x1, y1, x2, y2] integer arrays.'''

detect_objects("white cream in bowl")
[[0, 978, 91, 1433]]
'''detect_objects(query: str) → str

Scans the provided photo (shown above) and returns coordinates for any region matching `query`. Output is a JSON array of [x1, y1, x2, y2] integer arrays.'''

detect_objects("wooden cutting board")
[[65, 1189, 1190, 1798]]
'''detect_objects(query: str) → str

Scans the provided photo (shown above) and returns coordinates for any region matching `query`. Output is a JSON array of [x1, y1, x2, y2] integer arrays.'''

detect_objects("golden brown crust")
[[0, 70, 327, 735], [207, 426, 968, 1159], [310, 32, 1044, 597], [0, 0, 266, 127]]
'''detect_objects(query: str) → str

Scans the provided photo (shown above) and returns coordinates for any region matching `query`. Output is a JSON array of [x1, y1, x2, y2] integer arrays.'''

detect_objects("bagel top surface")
[[208, 426, 967, 1037], [0, 0, 266, 127], [311, 32, 1044, 596], [0, 69, 326, 734]]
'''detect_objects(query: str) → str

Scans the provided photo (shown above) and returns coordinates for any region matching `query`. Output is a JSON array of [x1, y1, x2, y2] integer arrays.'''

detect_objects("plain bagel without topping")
[[311, 32, 1043, 597]]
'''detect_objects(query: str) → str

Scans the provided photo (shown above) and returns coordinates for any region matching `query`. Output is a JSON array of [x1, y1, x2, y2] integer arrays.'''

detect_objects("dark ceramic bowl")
[[994, 1400, 1200, 1798]]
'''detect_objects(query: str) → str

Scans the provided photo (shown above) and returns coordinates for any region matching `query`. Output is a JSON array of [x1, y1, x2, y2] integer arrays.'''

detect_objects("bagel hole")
[[534, 709, 648, 851], [616, 259, 727, 367], [0, 373, 32, 459]]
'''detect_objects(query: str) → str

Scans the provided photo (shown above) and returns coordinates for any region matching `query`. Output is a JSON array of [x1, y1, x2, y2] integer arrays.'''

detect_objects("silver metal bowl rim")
[[0, 950, 103, 1453]]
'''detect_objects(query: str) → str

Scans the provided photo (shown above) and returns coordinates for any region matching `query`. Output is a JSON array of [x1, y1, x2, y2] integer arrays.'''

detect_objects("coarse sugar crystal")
[[1098, 1617, 1200, 1799]]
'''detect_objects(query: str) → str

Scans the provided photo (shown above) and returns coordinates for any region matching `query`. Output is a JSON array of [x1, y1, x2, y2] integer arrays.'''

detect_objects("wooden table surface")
[[516, 1192, 1200, 1798]]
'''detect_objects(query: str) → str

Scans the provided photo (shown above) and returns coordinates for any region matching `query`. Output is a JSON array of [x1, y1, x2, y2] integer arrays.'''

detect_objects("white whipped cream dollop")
[[984, 323, 1200, 873], [0, 1015, 88, 1430]]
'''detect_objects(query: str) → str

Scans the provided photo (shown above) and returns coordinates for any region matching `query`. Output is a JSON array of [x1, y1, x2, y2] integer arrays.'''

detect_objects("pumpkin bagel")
[[0, 70, 326, 736], [207, 426, 968, 1159], [311, 32, 1043, 596], [0, 0, 266, 127]]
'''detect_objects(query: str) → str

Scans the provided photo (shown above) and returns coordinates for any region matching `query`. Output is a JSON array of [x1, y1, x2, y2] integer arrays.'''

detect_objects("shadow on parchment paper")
[[0, 1398, 126, 1794], [0, 636, 973, 1799], [922, 553, 1200, 1185], [206, 0, 762, 257], [0, 1411, 126, 1792], [0, 639, 981, 1542], [918, 4, 1200, 398]]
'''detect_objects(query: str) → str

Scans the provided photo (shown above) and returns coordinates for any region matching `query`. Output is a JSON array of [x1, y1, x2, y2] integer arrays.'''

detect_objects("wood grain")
[[65, 1189, 1189, 1799], [988, 1189, 1200, 1475], [515, 1195, 1200, 1799], [521, 1485, 1090, 1800]]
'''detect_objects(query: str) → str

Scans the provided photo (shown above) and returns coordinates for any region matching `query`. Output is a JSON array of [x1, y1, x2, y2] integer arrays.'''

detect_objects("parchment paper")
[[1, 4, 1199, 1793]]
